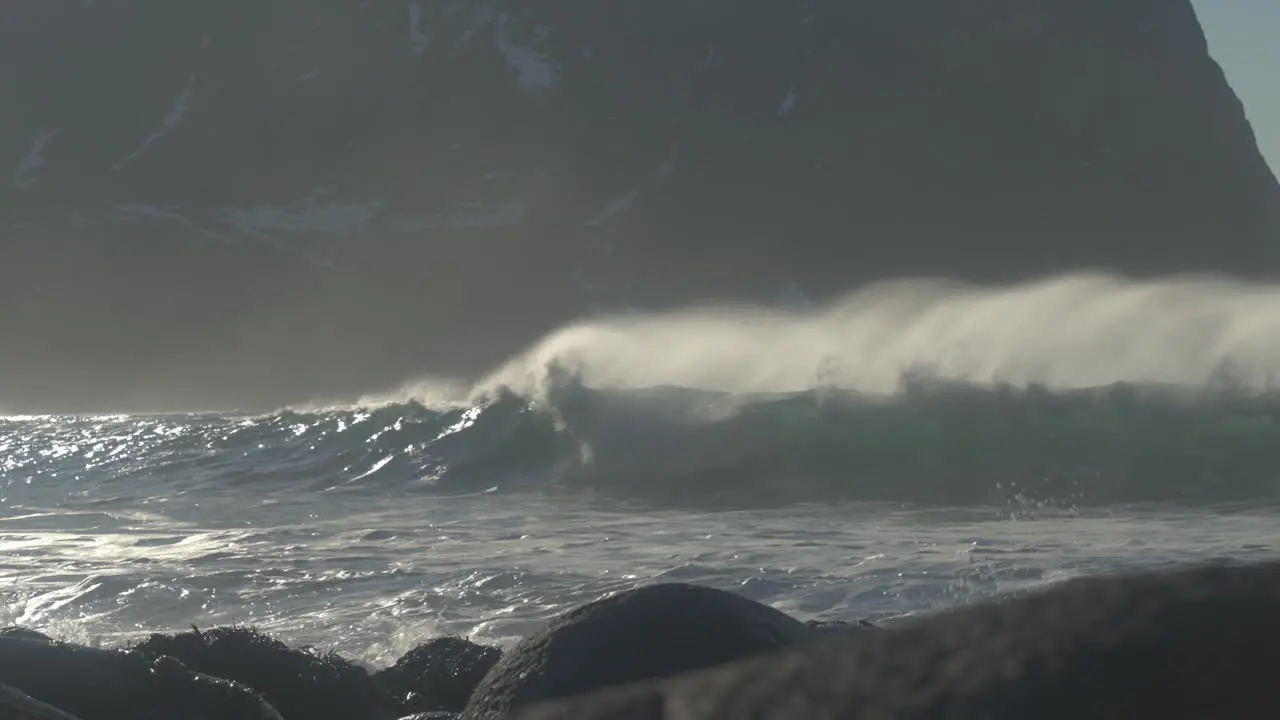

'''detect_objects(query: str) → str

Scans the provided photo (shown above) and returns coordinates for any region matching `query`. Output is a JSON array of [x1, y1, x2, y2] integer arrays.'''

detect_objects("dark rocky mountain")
[[2, 0, 1277, 412]]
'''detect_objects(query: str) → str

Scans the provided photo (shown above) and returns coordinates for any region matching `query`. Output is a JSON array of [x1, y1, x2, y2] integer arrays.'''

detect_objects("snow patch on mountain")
[[12, 130, 56, 189], [114, 80, 195, 172], [407, 1, 430, 56], [494, 14, 557, 92], [223, 199, 383, 237]]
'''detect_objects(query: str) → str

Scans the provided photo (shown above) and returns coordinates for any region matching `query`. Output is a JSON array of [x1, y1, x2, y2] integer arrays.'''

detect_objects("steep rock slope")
[[1, 0, 1276, 411]]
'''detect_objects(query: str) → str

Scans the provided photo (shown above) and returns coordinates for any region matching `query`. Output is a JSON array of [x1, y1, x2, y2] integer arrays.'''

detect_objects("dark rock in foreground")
[[522, 561, 1280, 719], [130, 625, 397, 720], [3, 0, 1278, 412], [1, 682, 84, 720], [0, 636, 283, 720], [130, 626, 501, 718], [463, 583, 814, 720], [374, 636, 503, 715], [5, 562, 1278, 719]]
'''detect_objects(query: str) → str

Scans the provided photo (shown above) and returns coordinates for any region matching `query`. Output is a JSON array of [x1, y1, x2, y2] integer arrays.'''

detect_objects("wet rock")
[[463, 583, 812, 719], [396, 714, 460, 720], [522, 561, 1280, 719], [0, 636, 282, 720], [0, 681, 84, 720], [804, 619, 878, 632], [375, 636, 502, 715], [130, 625, 396, 720], [0, 627, 53, 643], [136, 655, 286, 720]]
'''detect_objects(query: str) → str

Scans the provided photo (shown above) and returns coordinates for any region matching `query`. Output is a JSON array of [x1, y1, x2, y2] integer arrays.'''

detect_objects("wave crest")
[[455, 272, 1280, 405], [57, 376, 1270, 508], [14, 272, 1280, 508]]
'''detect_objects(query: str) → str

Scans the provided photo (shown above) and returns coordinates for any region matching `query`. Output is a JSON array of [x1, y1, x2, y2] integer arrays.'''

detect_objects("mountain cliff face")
[[2, 0, 1278, 411]]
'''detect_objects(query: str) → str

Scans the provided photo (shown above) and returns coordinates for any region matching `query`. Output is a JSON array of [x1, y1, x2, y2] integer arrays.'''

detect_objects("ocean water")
[[3, 273, 1280, 667]]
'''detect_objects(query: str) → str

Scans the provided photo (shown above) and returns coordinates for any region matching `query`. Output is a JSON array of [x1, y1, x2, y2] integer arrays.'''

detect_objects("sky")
[[1192, 0, 1279, 176]]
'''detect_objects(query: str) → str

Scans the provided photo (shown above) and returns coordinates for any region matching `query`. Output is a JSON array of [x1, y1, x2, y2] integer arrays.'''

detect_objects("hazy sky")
[[1193, 0, 1279, 175]]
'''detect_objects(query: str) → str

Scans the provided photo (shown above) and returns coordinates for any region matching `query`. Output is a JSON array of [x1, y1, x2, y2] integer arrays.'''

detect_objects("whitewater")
[[2, 272, 1279, 666]]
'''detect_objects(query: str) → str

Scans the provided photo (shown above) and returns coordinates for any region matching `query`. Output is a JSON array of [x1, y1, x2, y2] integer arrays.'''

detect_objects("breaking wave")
[[6, 377, 1280, 507], [8, 272, 1280, 508]]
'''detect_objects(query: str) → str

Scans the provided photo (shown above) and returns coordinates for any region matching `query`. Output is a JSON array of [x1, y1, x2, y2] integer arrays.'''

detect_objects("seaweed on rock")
[[129, 625, 396, 720], [374, 636, 503, 715]]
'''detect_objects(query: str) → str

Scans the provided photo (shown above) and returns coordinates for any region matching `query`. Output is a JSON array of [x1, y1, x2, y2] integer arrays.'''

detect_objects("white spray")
[[459, 271, 1280, 402]]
